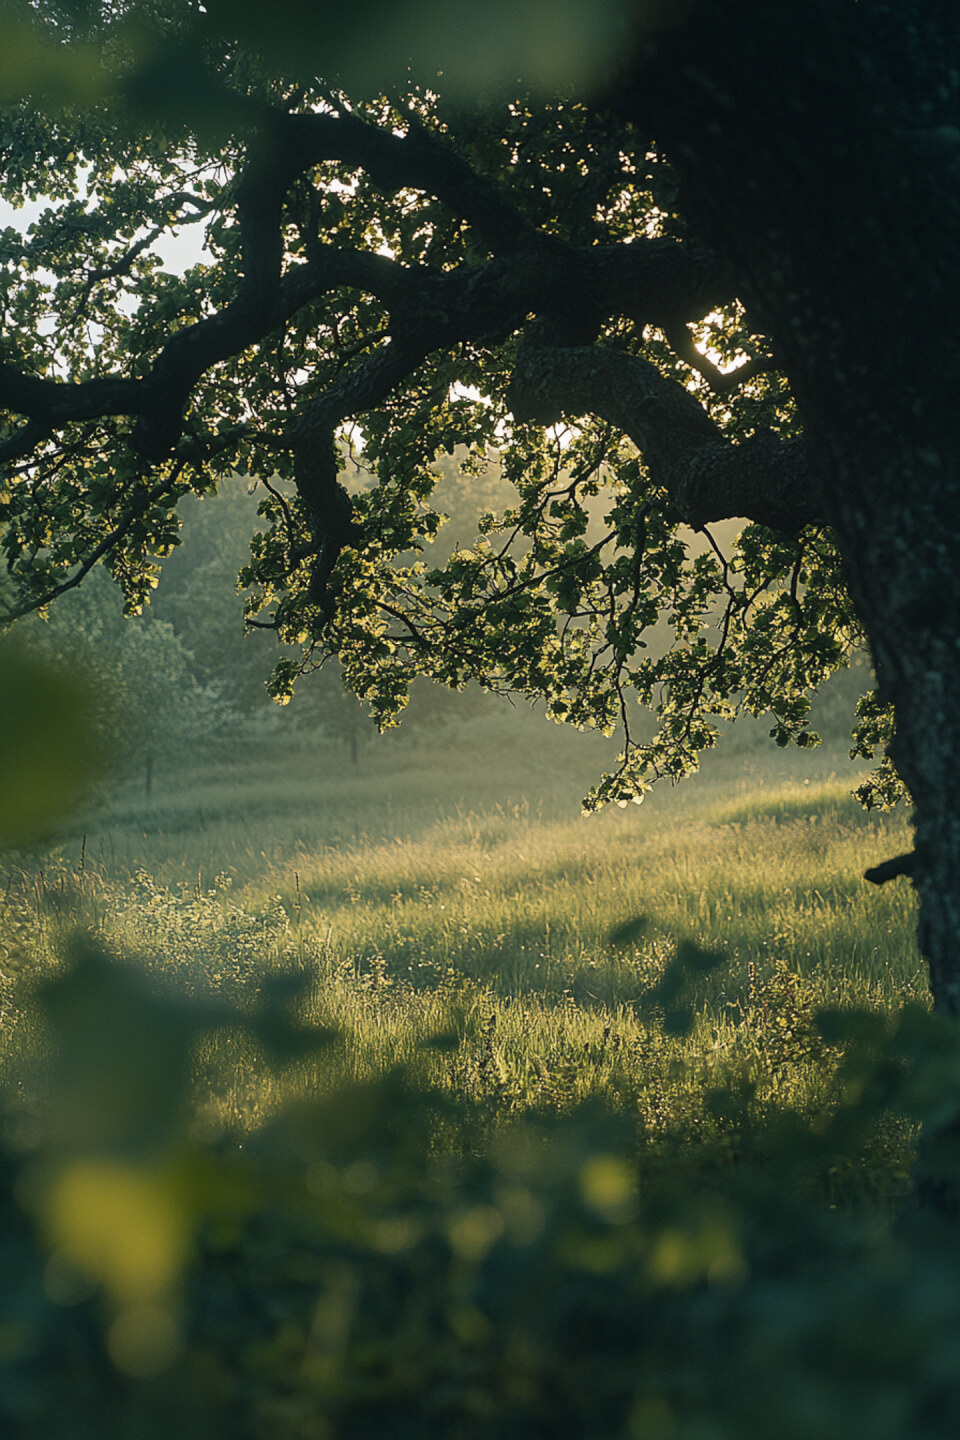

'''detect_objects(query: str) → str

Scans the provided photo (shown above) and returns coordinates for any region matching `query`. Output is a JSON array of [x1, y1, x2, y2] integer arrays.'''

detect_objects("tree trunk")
[[833, 438, 960, 1019], [624, 0, 960, 1013]]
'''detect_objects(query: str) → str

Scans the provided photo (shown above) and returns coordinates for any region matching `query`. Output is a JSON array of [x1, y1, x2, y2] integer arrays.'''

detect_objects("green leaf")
[[0, 645, 102, 846]]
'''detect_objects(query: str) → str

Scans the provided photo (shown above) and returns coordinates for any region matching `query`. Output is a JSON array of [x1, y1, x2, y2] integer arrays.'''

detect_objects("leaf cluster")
[[0, 18, 891, 807]]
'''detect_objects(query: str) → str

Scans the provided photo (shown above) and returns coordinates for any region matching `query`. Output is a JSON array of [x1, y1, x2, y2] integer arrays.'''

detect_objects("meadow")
[[1, 709, 920, 1136], [4, 706, 955, 1440]]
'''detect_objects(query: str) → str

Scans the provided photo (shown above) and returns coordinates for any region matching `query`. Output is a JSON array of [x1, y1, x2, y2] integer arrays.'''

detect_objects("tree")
[[11, 564, 223, 787], [0, 3, 956, 1008], [147, 478, 295, 716]]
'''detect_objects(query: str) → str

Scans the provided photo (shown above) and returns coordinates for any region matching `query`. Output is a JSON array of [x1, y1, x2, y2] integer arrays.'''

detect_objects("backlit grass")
[[1, 713, 919, 1198]]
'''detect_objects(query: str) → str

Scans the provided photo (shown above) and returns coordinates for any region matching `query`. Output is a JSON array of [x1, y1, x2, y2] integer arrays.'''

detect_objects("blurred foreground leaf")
[[42, 1158, 189, 1305], [0, 8, 108, 105], [0, 1, 646, 113], [640, 938, 727, 1036], [39, 935, 224, 1154], [608, 913, 648, 947], [207, 0, 641, 97], [250, 970, 338, 1061], [0, 646, 102, 846]]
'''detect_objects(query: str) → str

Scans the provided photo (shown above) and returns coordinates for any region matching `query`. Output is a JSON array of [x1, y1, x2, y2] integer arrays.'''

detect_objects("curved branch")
[[287, 336, 435, 611], [663, 320, 776, 394], [281, 108, 545, 258], [0, 73, 734, 437], [506, 334, 820, 534], [1, 92, 735, 478]]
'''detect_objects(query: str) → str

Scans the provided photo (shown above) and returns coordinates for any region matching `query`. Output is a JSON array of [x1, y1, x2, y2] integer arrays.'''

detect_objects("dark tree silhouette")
[[1, 2, 957, 1010]]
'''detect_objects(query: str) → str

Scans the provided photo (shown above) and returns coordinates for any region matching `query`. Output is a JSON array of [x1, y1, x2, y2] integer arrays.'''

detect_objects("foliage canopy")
[[0, 2, 906, 810]]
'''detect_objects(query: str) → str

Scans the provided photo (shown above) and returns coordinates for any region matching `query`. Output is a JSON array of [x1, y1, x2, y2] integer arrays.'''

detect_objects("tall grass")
[[6, 714, 948, 1440], [1, 714, 919, 1193]]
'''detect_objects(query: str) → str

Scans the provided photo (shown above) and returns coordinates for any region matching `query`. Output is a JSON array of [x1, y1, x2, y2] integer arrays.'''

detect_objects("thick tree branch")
[[506, 333, 820, 534], [1, 91, 738, 477], [133, 133, 313, 456], [280, 108, 546, 258], [277, 237, 734, 602], [272, 234, 736, 357], [0, 234, 733, 466], [864, 852, 917, 886], [0, 100, 746, 593], [0, 365, 143, 424], [287, 336, 437, 609]]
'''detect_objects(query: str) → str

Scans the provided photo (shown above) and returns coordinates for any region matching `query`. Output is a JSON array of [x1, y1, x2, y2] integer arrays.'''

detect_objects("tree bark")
[[622, 0, 960, 1016]]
